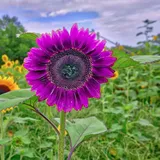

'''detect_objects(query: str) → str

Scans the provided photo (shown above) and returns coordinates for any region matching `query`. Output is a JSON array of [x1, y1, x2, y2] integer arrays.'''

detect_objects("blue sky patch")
[[31, 11, 99, 23]]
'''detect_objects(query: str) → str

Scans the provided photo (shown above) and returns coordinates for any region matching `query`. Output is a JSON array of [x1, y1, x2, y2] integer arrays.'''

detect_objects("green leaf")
[[14, 117, 38, 124], [137, 119, 153, 127], [112, 49, 139, 69], [15, 130, 28, 137], [131, 55, 160, 64], [55, 116, 107, 147], [39, 142, 52, 148], [104, 107, 124, 114], [0, 88, 35, 111], [21, 136, 31, 144], [110, 124, 122, 132], [19, 32, 39, 41], [0, 138, 11, 145], [19, 148, 35, 158]]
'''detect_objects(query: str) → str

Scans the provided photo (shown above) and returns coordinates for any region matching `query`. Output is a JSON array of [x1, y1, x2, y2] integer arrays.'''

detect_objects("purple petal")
[[37, 83, 55, 101], [82, 39, 99, 54], [59, 27, 71, 49], [88, 40, 106, 56], [77, 28, 89, 50], [47, 87, 59, 106], [30, 48, 50, 59], [26, 71, 47, 80], [57, 89, 66, 112], [24, 57, 47, 71], [78, 88, 89, 108], [36, 33, 58, 53], [27, 51, 49, 64], [70, 23, 79, 47], [93, 57, 117, 67], [27, 75, 49, 86], [73, 27, 84, 48], [100, 50, 113, 57], [92, 50, 113, 60], [52, 30, 64, 51], [93, 67, 114, 78], [74, 91, 83, 111], [93, 75, 108, 84], [65, 91, 75, 112], [85, 78, 101, 98]]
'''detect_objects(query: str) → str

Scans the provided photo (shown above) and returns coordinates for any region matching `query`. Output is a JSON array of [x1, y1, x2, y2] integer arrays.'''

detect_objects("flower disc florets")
[[24, 23, 117, 112], [47, 48, 92, 90]]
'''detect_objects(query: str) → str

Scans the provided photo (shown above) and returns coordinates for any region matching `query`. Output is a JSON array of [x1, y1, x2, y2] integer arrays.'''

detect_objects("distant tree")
[[0, 15, 36, 64], [0, 14, 25, 32]]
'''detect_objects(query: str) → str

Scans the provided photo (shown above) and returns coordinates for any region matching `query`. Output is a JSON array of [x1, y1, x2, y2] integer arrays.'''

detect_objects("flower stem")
[[0, 113, 4, 160], [58, 111, 66, 160]]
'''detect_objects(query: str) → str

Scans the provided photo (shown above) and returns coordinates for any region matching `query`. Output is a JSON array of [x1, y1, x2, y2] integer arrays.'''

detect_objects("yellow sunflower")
[[111, 71, 119, 80], [2, 54, 9, 62], [0, 76, 19, 95], [15, 60, 19, 65], [118, 45, 124, 50], [15, 66, 22, 73], [1, 64, 6, 69], [5, 61, 13, 68], [153, 35, 158, 41], [11, 61, 15, 65], [0, 76, 19, 114], [7, 72, 13, 77]]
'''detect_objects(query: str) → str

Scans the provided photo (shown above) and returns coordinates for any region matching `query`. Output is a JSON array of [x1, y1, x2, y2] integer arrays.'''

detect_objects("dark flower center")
[[61, 64, 79, 80], [0, 85, 10, 95], [47, 49, 92, 90]]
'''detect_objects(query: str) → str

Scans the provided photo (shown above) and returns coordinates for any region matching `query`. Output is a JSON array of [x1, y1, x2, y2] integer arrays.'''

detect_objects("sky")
[[0, 0, 160, 47]]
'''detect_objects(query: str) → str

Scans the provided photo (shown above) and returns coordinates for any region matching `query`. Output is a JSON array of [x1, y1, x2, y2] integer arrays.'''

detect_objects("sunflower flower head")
[[111, 71, 119, 80], [0, 76, 19, 113], [5, 61, 13, 68], [1, 107, 14, 114], [0, 76, 19, 95], [24, 23, 117, 112], [2, 54, 9, 62], [153, 35, 158, 41], [7, 72, 13, 77], [15, 66, 22, 73], [118, 45, 124, 50], [11, 61, 15, 65], [15, 60, 19, 65], [1, 64, 6, 69]]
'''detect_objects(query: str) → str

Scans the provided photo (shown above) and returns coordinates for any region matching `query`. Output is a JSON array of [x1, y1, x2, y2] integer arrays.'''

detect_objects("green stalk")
[[58, 111, 66, 160], [126, 69, 130, 103], [0, 113, 4, 160]]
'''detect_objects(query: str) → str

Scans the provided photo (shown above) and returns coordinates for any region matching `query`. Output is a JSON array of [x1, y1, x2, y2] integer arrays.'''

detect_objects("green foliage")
[[0, 62, 159, 159], [56, 117, 107, 147], [0, 15, 36, 64], [132, 55, 160, 64], [19, 32, 39, 41], [112, 49, 139, 69], [0, 88, 34, 111], [0, 15, 160, 160]]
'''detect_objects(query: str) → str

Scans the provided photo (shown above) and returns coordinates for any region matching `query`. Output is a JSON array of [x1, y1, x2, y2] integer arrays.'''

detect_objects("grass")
[[0, 56, 160, 160]]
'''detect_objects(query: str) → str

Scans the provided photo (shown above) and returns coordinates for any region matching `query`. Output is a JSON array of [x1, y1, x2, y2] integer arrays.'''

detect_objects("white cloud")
[[40, 12, 48, 17], [0, 0, 160, 46], [49, 9, 71, 17]]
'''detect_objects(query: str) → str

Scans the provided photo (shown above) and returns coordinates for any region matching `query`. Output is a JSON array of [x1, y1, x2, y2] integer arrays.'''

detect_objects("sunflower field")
[[0, 18, 160, 160]]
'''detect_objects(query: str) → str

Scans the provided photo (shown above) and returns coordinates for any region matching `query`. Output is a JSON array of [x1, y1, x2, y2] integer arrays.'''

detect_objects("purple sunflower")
[[24, 23, 117, 112]]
